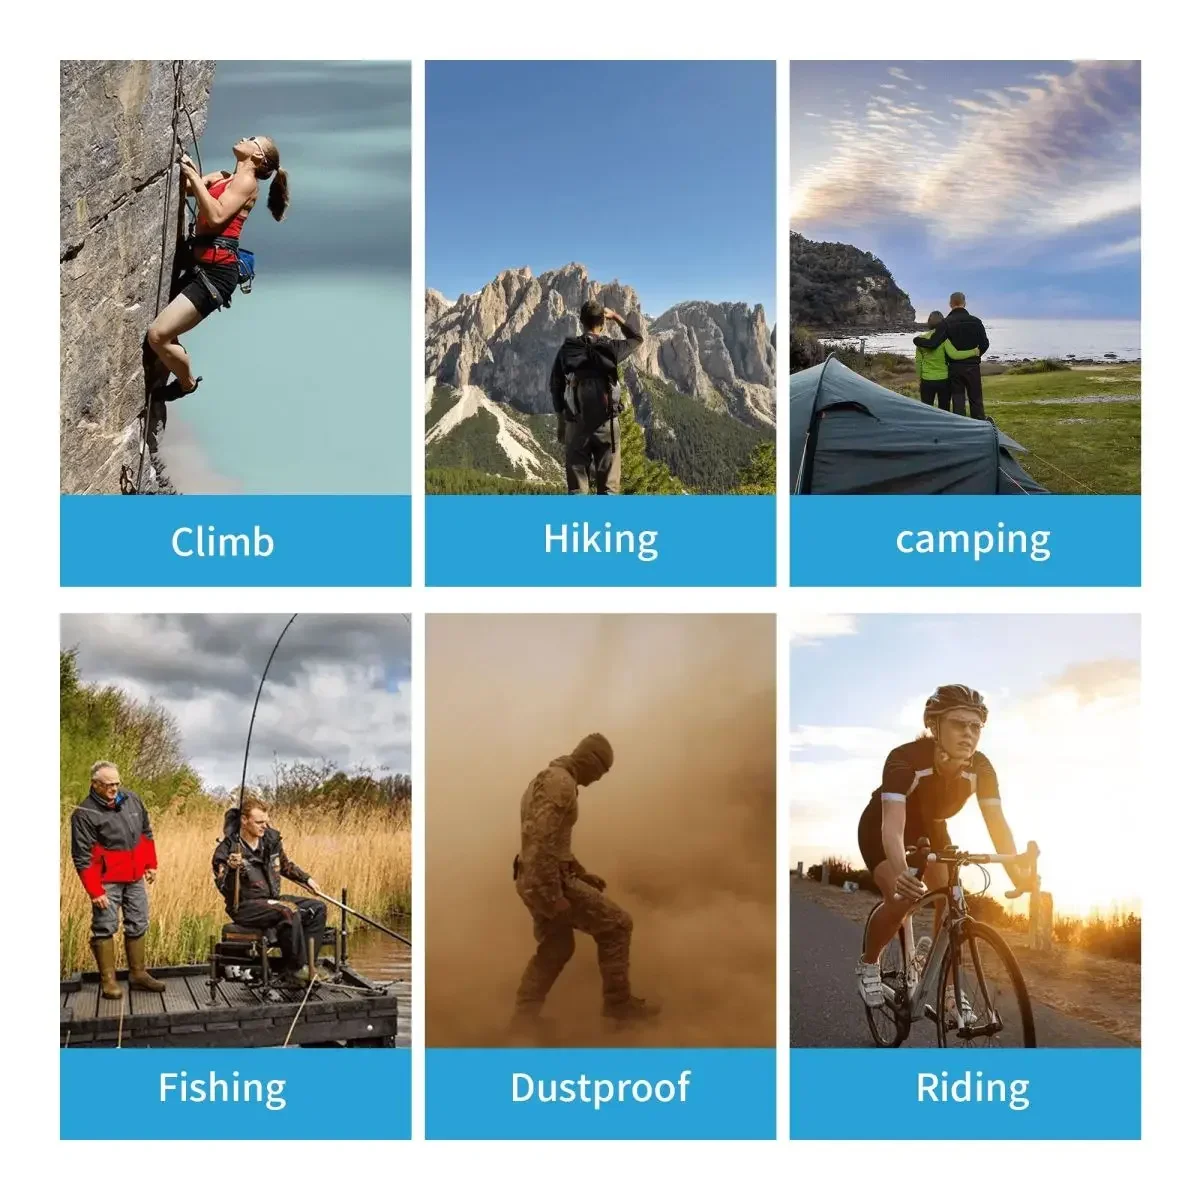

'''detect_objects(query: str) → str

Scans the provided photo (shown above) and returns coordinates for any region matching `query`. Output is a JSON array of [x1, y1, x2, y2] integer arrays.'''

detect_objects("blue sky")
[[168, 61, 411, 493], [789, 614, 1140, 913], [427, 61, 775, 320], [790, 61, 1140, 319]]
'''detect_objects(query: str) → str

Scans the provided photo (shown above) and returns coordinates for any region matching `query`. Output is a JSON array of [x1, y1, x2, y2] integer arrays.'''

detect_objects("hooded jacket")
[[212, 807, 311, 915], [70, 788, 158, 899], [515, 734, 614, 914], [549, 319, 644, 432]]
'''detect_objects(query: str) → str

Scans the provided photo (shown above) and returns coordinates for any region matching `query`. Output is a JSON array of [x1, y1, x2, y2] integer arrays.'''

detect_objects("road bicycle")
[[862, 839, 1038, 1048]]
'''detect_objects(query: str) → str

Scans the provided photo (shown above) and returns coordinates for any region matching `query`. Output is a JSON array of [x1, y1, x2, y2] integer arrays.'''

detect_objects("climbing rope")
[[125, 60, 186, 496]]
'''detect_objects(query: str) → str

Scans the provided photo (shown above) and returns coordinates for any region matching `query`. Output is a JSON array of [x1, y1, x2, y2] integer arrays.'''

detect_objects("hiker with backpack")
[[145, 135, 289, 403], [549, 300, 644, 494]]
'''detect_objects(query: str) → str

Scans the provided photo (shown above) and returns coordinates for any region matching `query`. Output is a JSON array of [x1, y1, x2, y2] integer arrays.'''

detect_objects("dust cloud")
[[426, 614, 776, 1048]]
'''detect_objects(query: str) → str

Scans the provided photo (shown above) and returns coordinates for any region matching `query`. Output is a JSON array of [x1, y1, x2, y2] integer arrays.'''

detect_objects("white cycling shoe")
[[856, 957, 885, 1008], [912, 935, 932, 978], [945, 992, 978, 1028]]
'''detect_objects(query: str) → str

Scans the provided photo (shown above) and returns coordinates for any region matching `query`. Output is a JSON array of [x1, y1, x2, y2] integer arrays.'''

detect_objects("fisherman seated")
[[212, 798, 329, 985]]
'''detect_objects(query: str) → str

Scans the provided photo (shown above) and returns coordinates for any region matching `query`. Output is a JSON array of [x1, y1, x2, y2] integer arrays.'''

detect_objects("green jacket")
[[914, 336, 979, 381]]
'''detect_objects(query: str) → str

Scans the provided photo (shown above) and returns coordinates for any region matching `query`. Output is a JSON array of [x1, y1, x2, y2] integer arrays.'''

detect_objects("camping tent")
[[790, 357, 1047, 494]]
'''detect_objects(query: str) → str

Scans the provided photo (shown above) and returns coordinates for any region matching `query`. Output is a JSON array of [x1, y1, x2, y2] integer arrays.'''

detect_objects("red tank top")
[[195, 176, 249, 266]]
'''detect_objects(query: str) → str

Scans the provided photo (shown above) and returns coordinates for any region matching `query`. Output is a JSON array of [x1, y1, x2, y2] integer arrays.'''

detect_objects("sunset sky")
[[790, 613, 1140, 916]]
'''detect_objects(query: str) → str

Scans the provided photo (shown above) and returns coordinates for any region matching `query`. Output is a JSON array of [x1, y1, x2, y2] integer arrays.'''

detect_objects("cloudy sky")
[[790, 61, 1140, 318], [790, 614, 1140, 915], [427, 61, 776, 320], [61, 615, 412, 789], [169, 61, 412, 493]]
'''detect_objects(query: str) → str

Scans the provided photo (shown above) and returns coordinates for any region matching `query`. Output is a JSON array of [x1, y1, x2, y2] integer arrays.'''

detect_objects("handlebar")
[[895, 839, 1040, 901]]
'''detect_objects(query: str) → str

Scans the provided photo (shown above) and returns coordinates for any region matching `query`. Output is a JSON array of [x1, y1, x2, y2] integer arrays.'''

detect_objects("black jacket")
[[549, 319, 644, 430], [915, 307, 990, 358], [212, 807, 311, 914]]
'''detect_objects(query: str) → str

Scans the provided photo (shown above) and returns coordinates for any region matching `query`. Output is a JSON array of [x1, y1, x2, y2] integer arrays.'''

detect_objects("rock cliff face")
[[425, 263, 775, 427], [789, 232, 915, 330], [60, 60, 216, 494]]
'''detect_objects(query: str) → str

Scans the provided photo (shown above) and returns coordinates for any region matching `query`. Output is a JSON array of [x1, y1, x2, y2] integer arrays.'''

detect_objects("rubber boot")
[[91, 937, 123, 1000], [125, 934, 166, 993], [603, 995, 662, 1022]]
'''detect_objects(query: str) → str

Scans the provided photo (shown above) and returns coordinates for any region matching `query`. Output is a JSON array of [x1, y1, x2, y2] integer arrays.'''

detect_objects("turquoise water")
[[167, 274, 411, 493]]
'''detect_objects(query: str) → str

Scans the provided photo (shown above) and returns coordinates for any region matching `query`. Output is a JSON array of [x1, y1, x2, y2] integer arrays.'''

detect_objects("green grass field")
[[986, 364, 1141, 494], [872, 359, 1141, 494]]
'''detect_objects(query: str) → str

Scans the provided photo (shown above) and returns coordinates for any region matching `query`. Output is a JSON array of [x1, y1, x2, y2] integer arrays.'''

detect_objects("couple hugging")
[[913, 292, 990, 419]]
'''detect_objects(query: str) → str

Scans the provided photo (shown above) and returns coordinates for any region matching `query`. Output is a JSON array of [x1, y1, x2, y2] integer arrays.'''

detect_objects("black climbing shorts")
[[180, 262, 238, 318]]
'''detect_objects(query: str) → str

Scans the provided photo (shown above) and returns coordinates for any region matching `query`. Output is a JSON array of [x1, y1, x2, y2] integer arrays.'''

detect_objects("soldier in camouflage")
[[512, 732, 660, 1025]]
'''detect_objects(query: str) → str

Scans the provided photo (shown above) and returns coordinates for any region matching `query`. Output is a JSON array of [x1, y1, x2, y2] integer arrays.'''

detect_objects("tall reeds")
[[60, 802, 411, 975]]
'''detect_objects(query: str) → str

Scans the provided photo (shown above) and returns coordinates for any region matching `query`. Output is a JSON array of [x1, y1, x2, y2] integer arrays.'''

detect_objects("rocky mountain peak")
[[426, 262, 774, 426]]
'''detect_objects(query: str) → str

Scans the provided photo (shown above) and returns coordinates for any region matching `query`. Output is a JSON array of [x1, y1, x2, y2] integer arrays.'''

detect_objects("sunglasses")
[[944, 717, 983, 736]]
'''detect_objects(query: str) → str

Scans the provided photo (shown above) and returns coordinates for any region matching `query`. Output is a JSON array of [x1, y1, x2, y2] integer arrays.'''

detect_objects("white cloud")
[[793, 61, 1140, 250], [790, 614, 859, 647], [1069, 235, 1141, 269], [791, 725, 896, 756]]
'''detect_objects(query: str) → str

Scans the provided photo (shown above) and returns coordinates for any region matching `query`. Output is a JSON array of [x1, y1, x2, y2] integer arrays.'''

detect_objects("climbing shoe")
[[125, 934, 166, 993], [155, 376, 203, 402], [603, 996, 662, 1022], [91, 937, 124, 1001]]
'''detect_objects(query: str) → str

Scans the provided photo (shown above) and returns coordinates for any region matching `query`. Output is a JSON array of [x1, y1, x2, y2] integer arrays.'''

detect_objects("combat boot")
[[91, 938, 123, 1000], [125, 934, 166, 993], [508, 1005, 556, 1045], [603, 995, 662, 1022]]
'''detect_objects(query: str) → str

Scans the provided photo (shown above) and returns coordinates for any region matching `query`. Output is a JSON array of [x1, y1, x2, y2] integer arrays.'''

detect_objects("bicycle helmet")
[[923, 684, 988, 728]]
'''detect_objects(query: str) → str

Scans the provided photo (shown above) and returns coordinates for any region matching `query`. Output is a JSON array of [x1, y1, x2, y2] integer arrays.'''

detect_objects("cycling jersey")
[[857, 737, 1000, 871]]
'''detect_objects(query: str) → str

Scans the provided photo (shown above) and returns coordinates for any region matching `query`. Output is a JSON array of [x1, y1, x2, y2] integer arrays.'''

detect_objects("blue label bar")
[[426, 496, 775, 586], [426, 1048, 775, 1139], [791, 1049, 1140, 1139], [61, 1048, 410, 1139], [61, 496, 411, 586], [790, 496, 1140, 586]]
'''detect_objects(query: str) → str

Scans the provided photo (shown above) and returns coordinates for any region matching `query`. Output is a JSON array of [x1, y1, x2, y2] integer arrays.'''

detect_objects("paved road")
[[790, 890, 1130, 1048]]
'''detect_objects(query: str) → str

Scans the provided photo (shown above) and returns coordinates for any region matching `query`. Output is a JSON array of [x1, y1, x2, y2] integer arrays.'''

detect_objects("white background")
[[5, 4, 1191, 1193]]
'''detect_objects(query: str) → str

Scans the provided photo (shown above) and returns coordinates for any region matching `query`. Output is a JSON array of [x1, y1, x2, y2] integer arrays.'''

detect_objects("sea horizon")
[[818, 316, 1141, 362]]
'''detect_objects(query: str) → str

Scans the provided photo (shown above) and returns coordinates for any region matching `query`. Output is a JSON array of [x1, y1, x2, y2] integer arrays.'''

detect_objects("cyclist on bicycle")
[[854, 684, 1033, 1012]]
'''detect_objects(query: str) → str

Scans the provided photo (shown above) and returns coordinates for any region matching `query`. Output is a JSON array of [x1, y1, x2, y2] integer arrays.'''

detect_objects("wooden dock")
[[61, 963, 401, 1048]]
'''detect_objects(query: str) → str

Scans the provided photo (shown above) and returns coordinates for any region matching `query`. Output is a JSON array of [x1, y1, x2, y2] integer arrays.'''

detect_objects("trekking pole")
[[309, 887, 412, 946], [233, 614, 298, 912]]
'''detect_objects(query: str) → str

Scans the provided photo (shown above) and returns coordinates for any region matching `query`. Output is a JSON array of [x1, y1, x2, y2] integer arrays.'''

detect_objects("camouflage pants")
[[515, 874, 633, 1011]]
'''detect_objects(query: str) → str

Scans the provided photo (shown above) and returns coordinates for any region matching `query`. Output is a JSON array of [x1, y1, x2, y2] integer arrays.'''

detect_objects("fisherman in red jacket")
[[69, 761, 165, 999]]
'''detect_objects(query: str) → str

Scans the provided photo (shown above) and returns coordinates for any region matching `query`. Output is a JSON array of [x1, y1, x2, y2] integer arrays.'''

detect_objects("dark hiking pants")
[[565, 419, 621, 495], [232, 896, 326, 969], [949, 360, 986, 419], [919, 379, 953, 412]]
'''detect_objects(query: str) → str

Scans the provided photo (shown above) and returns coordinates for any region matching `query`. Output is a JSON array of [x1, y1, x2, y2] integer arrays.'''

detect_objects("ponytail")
[[267, 167, 289, 222]]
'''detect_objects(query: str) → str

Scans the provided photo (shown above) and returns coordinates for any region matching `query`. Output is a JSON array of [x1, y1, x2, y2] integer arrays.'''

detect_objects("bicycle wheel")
[[862, 901, 909, 1047], [935, 920, 1035, 1047]]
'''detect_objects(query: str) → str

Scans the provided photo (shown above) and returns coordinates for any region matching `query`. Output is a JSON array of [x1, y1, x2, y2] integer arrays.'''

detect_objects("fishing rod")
[[232, 614, 298, 911], [309, 887, 412, 947]]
